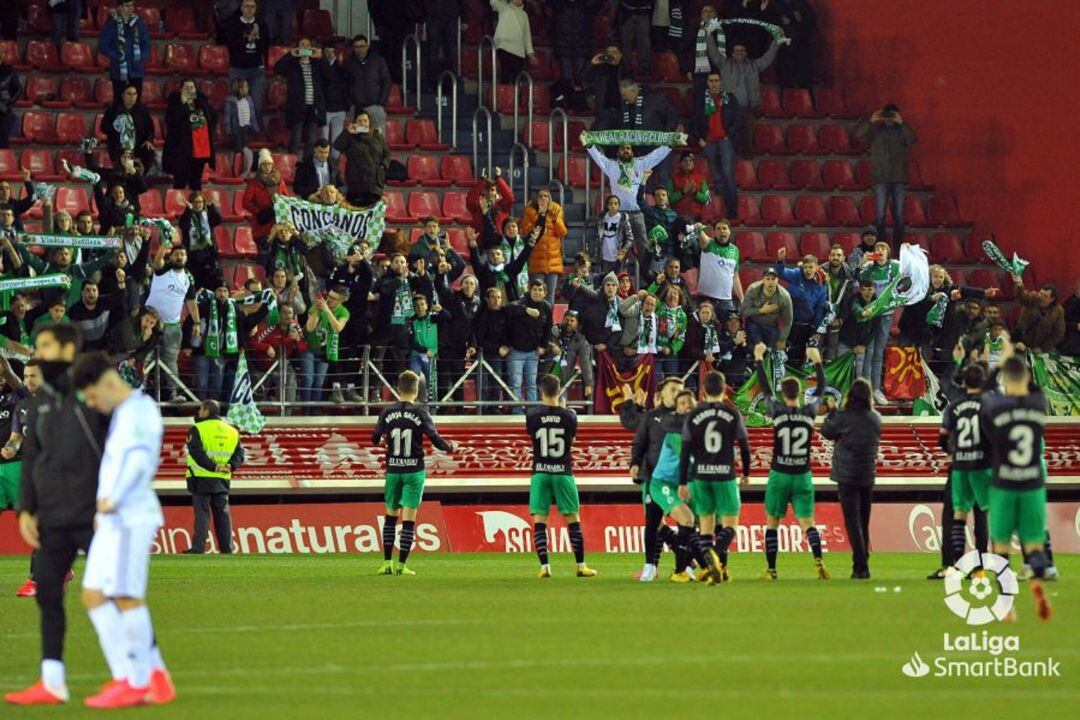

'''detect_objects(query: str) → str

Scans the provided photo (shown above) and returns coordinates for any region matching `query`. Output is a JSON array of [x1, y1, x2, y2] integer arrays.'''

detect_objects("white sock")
[[88, 603, 128, 681], [41, 659, 66, 690], [120, 606, 153, 689], [150, 643, 166, 672]]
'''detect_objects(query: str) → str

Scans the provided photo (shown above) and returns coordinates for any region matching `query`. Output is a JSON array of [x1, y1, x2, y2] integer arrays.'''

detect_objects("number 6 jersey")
[[526, 405, 578, 475]]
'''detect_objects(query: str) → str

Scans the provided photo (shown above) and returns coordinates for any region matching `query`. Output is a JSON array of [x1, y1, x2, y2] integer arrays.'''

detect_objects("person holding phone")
[[273, 38, 327, 158], [334, 110, 390, 208]]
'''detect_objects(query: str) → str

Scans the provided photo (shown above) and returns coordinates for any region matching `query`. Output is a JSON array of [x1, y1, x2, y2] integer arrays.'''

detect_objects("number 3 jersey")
[[372, 402, 453, 472], [979, 390, 1047, 490], [526, 406, 578, 475]]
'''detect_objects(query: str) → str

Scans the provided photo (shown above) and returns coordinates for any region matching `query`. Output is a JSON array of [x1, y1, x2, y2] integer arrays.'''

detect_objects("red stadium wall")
[[818, 0, 1080, 289]]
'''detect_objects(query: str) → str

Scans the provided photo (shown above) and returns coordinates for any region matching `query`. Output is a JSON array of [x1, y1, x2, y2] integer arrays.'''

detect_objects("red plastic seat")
[[858, 195, 880, 226], [138, 190, 165, 218], [833, 232, 861, 255], [788, 159, 823, 190], [232, 263, 266, 290], [164, 189, 188, 219], [904, 195, 930, 226], [27, 5, 53, 36], [135, 7, 164, 37], [25, 41, 62, 71], [928, 192, 962, 226], [141, 44, 168, 75], [756, 159, 793, 189], [166, 7, 208, 40], [407, 155, 450, 187], [737, 196, 764, 226], [384, 191, 409, 223], [965, 233, 991, 264], [903, 232, 931, 255], [799, 232, 831, 260], [199, 45, 230, 75], [559, 156, 598, 188], [822, 160, 857, 190], [735, 232, 768, 262], [210, 152, 243, 185], [22, 112, 57, 144], [301, 9, 335, 40], [794, 195, 828, 226], [54, 186, 91, 216], [735, 159, 764, 189], [828, 196, 863, 227], [0, 149, 19, 181], [165, 43, 202, 75], [766, 232, 798, 261], [386, 84, 409, 113], [759, 87, 786, 119], [406, 119, 448, 151], [967, 269, 1000, 292], [213, 226, 236, 256], [752, 124, 787, 155], [760, 195, 799, 226], [445, 229, 468, 257], [817, 88, 851, 119], [61, 42, 97, 73], [231, 191, 250, 220], [525, 120, 555, 151], [739, 267, 764, 288], [60, 77, 95, 108], [440, 155, 475, 186], [653, 52, 683, 82], [21, 149, 62, 181], [786, 124, 816, 154], [25, 77, 62, 106], [817, 124, 852, 154], [93, 79, 115, 107], [139, 79, 165, 108], [233, 226, 258, 257], [267, 46, 290, 70], [854, 159, 872, 187], [442, 192, 471, 224], [782, 89, 817, 118], [385, 119, 411, 150], [260, 78, 285, 111], [55, 113, 89, 145], [199, 78, 229, 109], [407, 192, 448, 223], [0, 41, 23, 70]]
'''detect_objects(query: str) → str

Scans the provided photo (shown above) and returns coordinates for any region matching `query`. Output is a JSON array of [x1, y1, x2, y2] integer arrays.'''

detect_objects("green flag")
[[226, 352, 265, 434], [911, 356, 947, 418], [1030, 352, 1080, 416], [733, 352, 855, 427]]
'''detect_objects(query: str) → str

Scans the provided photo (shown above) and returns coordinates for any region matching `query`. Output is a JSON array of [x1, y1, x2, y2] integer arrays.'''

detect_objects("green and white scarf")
[[0, 274, 71, 293], [704, 88, 722, 117], [188, 210, 213, 251], [926, 292, 950, 328], [316, 311, 340, 361], [69, 164, 101, 185], [862, 275, 914, 320], [582, 130, 686, 147], [668, 3, 685, 39], [390, 280, 413, 325], [703, 322, 720, 355], [695, 18, 725, 72], [981, 239, 1029, 278], [637, 312, 657, 353], [19, 233, 121, 249], [605, 298, 622, 332], [721, 17, 786, 41], [114, 112, 136, 151], [205, 298, 239, 359]]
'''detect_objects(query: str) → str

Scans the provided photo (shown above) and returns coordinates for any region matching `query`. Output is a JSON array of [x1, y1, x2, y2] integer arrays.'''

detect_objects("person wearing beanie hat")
[[565, 269, 623, 354], [541, 307, 594, 402], [241, 148, 287, 244]]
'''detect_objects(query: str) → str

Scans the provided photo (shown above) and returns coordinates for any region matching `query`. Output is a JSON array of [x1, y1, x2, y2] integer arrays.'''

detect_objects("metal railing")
[[401, 33, 423, 113], [550, 178, 566, 211], [148, 346, 594, 415], [584, 152, 609, 220], [435, 71, 459, 150], [548, 108, 569, 185], [472, 106, 494, 179], [477, 35, 498, 111], [513, 70, 534, 147], [456, 17, 463, 76], [508, 142, 530, 211]]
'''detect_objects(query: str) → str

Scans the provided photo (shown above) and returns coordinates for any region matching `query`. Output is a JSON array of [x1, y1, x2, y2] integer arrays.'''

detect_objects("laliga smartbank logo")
[[900, 551, 1060, 679], [944, 551, 1018, 625]]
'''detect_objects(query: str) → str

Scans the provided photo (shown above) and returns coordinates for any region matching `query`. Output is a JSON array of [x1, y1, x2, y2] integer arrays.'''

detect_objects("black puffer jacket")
[[334, 129, 390, 201], [820, 407, 881, 486], [621, 401, 675, 483], [19, 362, 110, 528]]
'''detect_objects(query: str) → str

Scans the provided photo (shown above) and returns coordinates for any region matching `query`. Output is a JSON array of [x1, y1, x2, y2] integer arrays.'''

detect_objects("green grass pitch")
[[0, 553, 1075, 719]]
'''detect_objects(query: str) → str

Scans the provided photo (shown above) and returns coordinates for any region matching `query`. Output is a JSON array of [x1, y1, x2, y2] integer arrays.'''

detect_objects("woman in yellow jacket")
[[519, 187, 568, 302]]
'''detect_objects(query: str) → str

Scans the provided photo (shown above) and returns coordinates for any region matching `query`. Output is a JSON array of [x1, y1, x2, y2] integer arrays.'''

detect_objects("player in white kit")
[[72, 353, 175, 709]]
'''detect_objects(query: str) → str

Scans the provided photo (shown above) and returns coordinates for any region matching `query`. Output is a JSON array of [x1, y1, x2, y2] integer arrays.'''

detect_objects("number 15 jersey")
[[526, 406, 578, 475]]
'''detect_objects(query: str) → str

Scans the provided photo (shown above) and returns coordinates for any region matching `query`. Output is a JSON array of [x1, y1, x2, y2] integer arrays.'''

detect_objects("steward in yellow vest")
[[184, 400, 244, 554]]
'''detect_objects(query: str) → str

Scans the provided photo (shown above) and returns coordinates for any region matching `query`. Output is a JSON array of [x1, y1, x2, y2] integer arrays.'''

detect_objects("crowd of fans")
[[0, 0, 1072, 416]]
